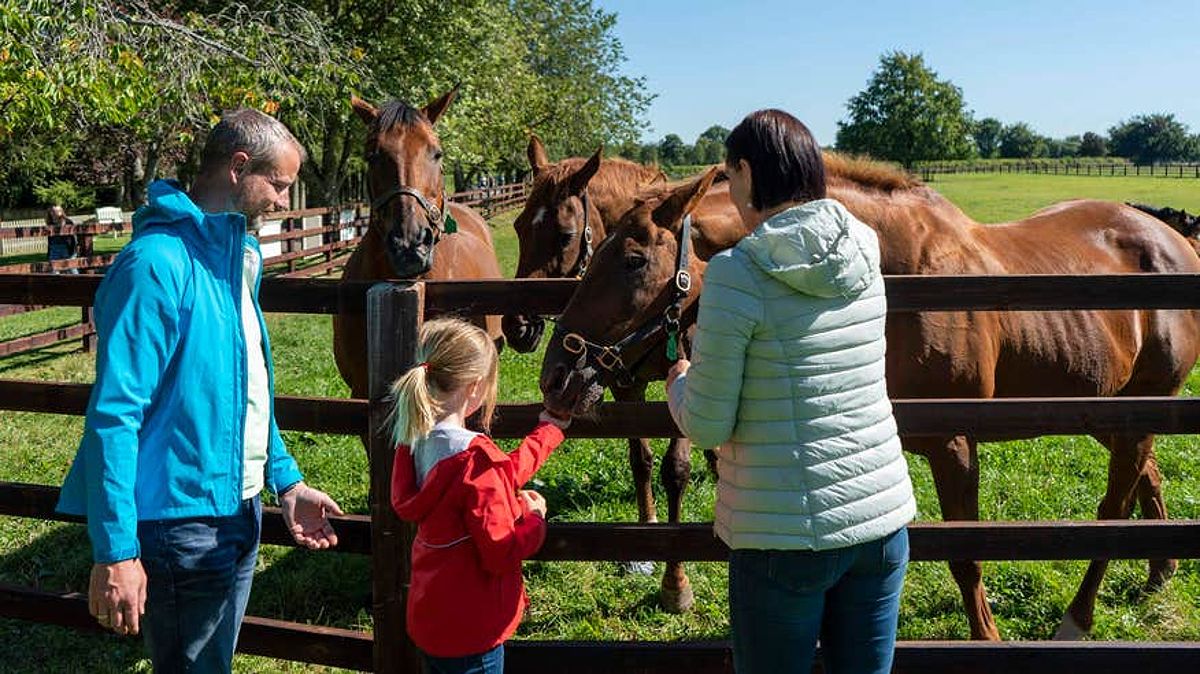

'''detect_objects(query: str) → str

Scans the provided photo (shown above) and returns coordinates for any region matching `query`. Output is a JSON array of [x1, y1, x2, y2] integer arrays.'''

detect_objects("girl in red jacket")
[[389, 317, 570, 674]]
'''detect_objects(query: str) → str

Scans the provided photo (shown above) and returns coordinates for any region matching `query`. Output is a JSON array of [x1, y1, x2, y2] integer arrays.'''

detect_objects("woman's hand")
[[666, 358, 691, 390]]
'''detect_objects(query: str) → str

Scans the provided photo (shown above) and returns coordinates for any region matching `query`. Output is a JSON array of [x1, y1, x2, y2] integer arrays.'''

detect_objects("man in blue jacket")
[[57, 108, 343, 672]]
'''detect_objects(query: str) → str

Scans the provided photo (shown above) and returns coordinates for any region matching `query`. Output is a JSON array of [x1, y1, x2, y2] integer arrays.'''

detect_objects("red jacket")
[[390, 421, 564, 657]]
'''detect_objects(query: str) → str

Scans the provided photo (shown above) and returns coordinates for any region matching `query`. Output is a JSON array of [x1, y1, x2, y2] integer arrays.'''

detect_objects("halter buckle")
[[674, 269, 692, 292]]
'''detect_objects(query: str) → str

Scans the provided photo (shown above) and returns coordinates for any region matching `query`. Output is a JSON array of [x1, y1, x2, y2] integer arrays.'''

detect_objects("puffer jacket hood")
[[738, 198, 879, 299]]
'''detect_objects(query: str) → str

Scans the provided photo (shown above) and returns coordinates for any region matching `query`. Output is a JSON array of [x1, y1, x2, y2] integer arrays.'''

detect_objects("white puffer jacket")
[[668, 199, 915, 550]]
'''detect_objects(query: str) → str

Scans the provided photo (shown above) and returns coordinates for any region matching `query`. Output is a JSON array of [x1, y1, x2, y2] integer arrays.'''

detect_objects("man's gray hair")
[[199, 108, 308, 175]]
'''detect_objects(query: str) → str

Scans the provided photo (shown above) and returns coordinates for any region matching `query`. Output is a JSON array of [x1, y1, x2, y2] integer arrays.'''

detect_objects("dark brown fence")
[[0, 180, 529, 360], [918, 160, 1200, 180], [0, 273, 1198, 672]]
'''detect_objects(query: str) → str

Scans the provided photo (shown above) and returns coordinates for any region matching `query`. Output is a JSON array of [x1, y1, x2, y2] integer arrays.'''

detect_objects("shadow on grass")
[[0, 523, 148, 673]]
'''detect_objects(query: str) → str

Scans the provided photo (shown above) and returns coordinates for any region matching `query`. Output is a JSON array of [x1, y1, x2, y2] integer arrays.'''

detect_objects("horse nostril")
[[543, 363, 569, 397], [422, 227, 435, 247]]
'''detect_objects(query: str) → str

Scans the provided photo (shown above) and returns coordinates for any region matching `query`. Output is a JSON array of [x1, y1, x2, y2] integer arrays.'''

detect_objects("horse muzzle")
[[387, 226, 437, 278], [502, 314, 545, 353], [539, 354, 604, 418]]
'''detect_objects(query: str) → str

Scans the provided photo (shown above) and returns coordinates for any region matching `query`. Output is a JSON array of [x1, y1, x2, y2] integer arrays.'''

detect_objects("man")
[[57, 108, 343, 672]]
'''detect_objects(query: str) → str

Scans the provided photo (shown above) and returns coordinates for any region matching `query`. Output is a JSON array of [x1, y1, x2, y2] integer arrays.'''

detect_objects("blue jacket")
[[57, 180, 303, 563]]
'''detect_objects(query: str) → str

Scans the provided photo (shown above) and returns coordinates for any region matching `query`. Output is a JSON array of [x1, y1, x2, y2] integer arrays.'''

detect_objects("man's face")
[[232, 145, 301, 221]]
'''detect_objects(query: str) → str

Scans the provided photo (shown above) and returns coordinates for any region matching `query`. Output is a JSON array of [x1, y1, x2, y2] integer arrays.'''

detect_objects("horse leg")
[[1055, 433, 1150, 639], [1136, 451, 1177, 590], [658, 437, 694, 613], [921, 435, 1001, 640], [612, 383, 656, 576]]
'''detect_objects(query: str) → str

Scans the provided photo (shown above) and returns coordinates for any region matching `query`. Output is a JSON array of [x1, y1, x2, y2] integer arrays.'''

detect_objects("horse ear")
[[568, 146, 603, 194], [652, 166, 720, 227], [528, 134, 549, 175], [422, 85, 459, 126], [350, 95, 378, 126]]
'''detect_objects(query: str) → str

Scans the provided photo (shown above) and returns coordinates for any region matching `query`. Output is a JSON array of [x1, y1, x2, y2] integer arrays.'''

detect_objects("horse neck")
[[828, 180, 977, 275]]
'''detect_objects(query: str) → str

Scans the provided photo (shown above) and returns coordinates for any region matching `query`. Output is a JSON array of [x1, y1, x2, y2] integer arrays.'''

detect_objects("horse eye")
[[433, 149, 444, 161], [625, 254, 647, 271]]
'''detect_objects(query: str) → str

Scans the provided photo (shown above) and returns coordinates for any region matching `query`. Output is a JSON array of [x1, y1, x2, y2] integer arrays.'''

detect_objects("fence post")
[[368, 282, 424, 674], [81, 306, 95, 352], [285, 218, 297, 275]]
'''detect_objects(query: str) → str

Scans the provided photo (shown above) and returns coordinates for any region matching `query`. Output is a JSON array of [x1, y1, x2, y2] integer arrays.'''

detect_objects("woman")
[[666, 109, 915, 674]]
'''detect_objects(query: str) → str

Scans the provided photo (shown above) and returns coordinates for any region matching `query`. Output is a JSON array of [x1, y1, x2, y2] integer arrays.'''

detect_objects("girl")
[[389, 317, 570, 674]]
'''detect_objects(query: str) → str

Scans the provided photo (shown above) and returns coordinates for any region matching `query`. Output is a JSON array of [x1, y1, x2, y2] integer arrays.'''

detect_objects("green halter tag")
[[443, 212, 458, 234], [666, 332, 678, 361]]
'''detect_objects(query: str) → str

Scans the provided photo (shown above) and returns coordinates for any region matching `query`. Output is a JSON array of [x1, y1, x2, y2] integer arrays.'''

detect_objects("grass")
[[1, 173, 1198, 671]]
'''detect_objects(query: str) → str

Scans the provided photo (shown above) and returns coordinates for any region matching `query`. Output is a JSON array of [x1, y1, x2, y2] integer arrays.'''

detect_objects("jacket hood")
[[736, 198, 879, 298], [133, 179, 246, 248]]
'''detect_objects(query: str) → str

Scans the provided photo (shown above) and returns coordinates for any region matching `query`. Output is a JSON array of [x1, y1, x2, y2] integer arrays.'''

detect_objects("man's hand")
[[666, 358, 691, 390], [88, 559, 146, 636], [520, 489, 547, 519], [280, 482, 345, 549]]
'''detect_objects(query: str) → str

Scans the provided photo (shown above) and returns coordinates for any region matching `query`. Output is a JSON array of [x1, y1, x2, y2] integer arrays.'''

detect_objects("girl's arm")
[[463, 450, 547, 574], [509, 418, 566, 486]]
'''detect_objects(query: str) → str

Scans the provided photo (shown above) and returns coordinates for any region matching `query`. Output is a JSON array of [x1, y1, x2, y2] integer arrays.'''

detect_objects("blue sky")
[[595, 0, 1200, 146]]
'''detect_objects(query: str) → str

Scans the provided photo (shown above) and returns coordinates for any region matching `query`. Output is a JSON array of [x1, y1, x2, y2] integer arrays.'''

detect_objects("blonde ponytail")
[[387, 317, 499, 448]]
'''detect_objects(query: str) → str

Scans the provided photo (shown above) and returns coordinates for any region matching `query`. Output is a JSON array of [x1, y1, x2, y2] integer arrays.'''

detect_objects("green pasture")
[[0, 172, 1197, 672]]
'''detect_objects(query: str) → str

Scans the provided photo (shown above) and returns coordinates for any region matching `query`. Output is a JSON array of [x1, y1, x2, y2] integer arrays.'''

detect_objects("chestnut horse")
[[503, 135, 743, 612], [334, 90, 504, 407], [539, 160, 1200, 640]]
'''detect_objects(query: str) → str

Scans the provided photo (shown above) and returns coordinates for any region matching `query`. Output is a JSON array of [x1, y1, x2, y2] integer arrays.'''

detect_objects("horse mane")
[[375, 99, 426, 132], [1126, 202, 1200, 238], [537, 155, 666, 198], [822, 152, 923, 192]]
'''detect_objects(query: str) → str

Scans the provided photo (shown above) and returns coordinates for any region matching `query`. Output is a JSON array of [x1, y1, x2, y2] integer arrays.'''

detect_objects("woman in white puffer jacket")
[[666, 109, 915, 674]]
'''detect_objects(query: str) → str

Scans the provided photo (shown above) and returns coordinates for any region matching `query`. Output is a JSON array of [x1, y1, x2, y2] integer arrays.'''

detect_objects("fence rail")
[[1, 271, 1198, 672], [918, 160, 1200, 180]]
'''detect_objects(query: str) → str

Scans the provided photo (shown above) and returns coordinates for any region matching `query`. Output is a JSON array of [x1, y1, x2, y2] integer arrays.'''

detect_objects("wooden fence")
[[918, 161, 1200, 180], [0, 273, 1198, 672], [0, 179, 530, 360]]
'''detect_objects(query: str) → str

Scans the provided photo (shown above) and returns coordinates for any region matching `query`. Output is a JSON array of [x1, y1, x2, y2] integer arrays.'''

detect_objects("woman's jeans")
[[422, 644, 505, 674], [728, 527, 909, 674], [138, 496, 262, 673]]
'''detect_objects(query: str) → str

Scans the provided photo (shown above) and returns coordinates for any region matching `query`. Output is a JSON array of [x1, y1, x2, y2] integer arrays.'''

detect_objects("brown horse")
[[1127, 202, 1200, 256], [539, 159, 1200, 640], [503, 135, 742, 612], [333, 90, 504, 405]]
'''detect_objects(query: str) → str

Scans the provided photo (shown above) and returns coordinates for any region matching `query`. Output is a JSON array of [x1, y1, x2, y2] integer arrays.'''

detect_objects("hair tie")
[[418, 361, 429, 371]]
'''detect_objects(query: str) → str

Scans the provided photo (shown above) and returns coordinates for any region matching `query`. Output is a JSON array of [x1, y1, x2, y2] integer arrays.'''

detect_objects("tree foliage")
[[835, 51, 974, 166], [1108, 113, 1195, 164]]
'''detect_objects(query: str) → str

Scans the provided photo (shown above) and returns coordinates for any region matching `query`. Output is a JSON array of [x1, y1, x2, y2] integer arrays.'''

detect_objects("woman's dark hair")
[[724, 109, 826, 210]]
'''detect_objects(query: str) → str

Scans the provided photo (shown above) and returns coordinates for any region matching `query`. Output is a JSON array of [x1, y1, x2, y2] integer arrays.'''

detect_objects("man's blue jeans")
[[728, 527, 909, 674], [138, 496, 261, 673], [421, 643, 505, 674]]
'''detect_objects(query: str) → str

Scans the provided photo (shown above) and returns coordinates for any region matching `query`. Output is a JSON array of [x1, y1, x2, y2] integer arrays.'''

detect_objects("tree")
[[658, 134, 687, 166], [1, 1, 370, 208], [999, 122, 1042, 158], [1108, 113, 1194, 164], [973, 118, 1003, 158], [835, 51, 974, 167], [692, 136, 723, 165], [699, 125, 730, 144], [1079, 132, 1107, 157]]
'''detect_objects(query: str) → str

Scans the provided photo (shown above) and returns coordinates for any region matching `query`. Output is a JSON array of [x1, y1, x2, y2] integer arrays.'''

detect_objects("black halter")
[[370, 185, 449, 234], [568, 190, 595, 279], [554, 213, 694, 387]]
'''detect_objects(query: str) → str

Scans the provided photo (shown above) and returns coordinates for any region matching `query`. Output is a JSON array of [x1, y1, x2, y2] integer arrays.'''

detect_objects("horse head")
[[501, 135, 606, 352], [352, 88, 457, 278], [539, 167, 722, 417]]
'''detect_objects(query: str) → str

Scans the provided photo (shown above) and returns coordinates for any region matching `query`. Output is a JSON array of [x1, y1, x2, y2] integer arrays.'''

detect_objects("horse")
[[1127, 202, 1200, 255], [538, 159, 1200, 641], [333, 89, 504, 412], [502, 135, 743, 612]]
